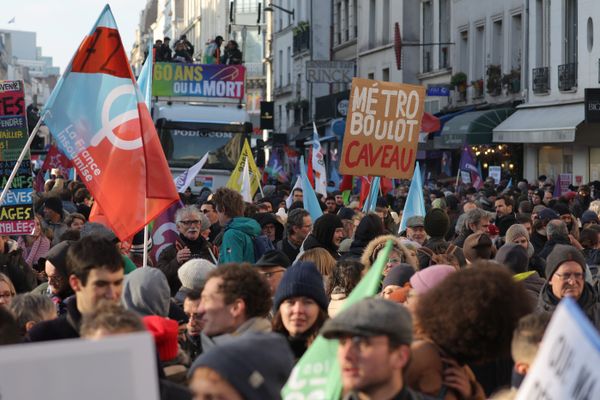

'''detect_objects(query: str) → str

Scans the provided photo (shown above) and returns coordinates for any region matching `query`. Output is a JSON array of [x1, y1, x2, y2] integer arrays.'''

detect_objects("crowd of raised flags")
[[0, 5, 599, 400]]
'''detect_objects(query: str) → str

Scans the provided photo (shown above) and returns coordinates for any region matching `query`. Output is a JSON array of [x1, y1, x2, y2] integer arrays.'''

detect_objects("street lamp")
[[264, 3, 294, 19]]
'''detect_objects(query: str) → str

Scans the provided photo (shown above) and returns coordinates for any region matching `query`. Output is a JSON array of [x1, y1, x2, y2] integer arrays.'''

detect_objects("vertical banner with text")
[[0, 80, 33, 235], [340, 78, 425, 179]]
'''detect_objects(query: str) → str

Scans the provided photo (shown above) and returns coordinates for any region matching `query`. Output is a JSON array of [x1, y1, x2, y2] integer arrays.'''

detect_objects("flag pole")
[[0, 110, 48, 206], [142, 225, 149, 267]]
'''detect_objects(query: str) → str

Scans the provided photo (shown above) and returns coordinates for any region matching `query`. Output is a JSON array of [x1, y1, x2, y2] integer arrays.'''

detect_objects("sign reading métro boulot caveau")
[[339, 78, 425, 179], [0, 80, 34, 235]]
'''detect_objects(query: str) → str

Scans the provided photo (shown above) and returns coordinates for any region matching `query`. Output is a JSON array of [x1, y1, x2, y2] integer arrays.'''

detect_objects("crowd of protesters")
[[1, 169, 599, 400], [150, 34, 243, 65]]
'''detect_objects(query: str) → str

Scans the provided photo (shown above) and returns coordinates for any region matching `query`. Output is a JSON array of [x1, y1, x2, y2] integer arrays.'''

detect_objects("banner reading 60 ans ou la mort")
[[152, 63, 246, 99], [340, 78, 425, 180]]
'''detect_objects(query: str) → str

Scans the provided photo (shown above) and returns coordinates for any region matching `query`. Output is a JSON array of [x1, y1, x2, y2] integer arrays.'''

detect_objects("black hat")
[[321, 297, 413, 345], [382, 264, 415, 288], [273, 262, 328, 311], [545, 244, 586, 280], [43, 196, 63, 216], [538, 208, 559, 221], [495, 243, 529, 274], [337, 207, 355, 220], [581, 210, 599, 225], [552, 202, 570, 217], [45, 240, 73, 277], [254, 250, 290, 269], [424, 208, 449, 238]]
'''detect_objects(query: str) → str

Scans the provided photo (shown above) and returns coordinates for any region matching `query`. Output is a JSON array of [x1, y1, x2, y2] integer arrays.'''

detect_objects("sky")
[[4, 0, 147, 74]]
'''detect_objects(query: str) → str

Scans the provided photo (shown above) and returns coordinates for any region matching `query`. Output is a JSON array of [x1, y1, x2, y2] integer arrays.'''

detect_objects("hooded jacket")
[[536, 282, 600, 331], [345, 214, 385, 260], [360, 235, 418, 271], [122, 268, 171, 317], [302, 214, 343, 259], [219, 217, 261, 263]]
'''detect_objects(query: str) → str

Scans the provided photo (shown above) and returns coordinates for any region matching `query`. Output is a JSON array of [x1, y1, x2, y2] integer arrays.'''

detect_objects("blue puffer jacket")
[[219, 217, 261, 263]]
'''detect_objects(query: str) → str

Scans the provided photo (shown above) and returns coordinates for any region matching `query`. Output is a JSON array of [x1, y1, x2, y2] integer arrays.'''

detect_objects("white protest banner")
[[488, 166, 501, 185], [0, 332, 160, 400], [340, 78, 425, 179], [460, 170, 471, 184], [515, 298, 600, 400]]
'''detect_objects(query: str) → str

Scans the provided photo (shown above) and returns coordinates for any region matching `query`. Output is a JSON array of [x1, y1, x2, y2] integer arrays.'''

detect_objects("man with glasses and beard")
[[157, 205, 216, 295]]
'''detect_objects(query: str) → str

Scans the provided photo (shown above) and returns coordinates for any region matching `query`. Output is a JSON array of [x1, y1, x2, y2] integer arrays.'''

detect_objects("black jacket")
[[496, 213, 517, 237], [0, 243, 36, 293], [276, 238, 300, 263], [536, 282, 600, 331], [156, 234, 215, 296], [538, 236, 571, 260], [27, 296, 81, 342], [530, 231, 547, 255]]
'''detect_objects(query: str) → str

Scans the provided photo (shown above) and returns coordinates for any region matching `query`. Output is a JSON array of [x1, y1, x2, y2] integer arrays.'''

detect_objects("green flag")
[[281, 240, 393, 399]]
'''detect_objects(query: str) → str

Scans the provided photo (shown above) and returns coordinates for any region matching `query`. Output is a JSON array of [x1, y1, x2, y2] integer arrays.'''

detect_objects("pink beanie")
[[409, 264, 456, 295]]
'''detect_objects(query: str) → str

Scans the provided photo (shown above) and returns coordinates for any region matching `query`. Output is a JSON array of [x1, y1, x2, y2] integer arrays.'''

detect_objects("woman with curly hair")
[[326, 259, 364, 317], [360, 234, 418, 273], [407, 262, 533, 398], [272, 262, 329, 360]]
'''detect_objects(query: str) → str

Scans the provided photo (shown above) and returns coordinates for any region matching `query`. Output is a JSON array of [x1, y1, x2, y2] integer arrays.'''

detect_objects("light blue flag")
[[398, 162, 426, 233], [330, 167, 341, 190], [137, 42, 153, 109], [300, 156, 323, 221], [507, 178, 513, 188], [362, 176, 380, 213]]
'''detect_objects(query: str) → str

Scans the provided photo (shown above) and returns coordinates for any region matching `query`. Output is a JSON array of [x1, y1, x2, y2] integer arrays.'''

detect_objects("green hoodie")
[[219, 217, 261, 263]]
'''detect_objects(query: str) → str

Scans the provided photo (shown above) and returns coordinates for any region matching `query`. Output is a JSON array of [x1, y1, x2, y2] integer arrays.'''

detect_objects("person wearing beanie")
[[143, 315, 180, 362], [505, 224, 546, 278], [173, 258, 216, 305], [380, 264, 415, 304], [254, 250, 290, 296], [536, 244, 600, 330], [462, 232, 496, 264], [122, 268, 171, 318], [188, 332, 294, 400], [495, 243, 545, 305], [272, 262, 329, 359], [301, 213, 345, 260], [418, 208, 466, 269], [157, 205, 216, 296], [581, 209, 600, 229], [31, 241, 75, 316], [42, 196, 69, 246]]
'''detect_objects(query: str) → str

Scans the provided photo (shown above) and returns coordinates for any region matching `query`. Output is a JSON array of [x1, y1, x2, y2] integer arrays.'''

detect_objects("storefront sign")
[[306, 61, 355, 83], [340, 78, 425, 179], [584, 88, 600, 123], [426, 86, 450, 96], [488, 166, 501, 185], [515, 298, 600, 400], [557, 173, 572, 195], [260, 101, 274, 130], [0, 80, 34, 235], [152, 63, 245, 99]]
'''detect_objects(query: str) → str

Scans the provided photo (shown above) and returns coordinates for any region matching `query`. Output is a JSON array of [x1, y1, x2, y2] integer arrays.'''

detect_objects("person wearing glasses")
[[536, 244, 600, 330], [157, 205, 215, 296]]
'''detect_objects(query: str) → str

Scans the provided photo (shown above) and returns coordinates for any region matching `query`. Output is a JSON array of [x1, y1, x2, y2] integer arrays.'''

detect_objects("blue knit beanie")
[[273, 261, 328, 312]]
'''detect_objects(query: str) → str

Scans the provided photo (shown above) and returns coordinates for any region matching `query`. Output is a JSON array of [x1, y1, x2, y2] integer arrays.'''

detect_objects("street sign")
[[306, 61, 354, 83], [426, 86, 450, 96]]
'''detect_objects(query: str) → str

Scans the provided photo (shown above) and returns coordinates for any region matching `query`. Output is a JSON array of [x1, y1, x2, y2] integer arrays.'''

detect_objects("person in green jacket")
[[212, 188, 261, 264]]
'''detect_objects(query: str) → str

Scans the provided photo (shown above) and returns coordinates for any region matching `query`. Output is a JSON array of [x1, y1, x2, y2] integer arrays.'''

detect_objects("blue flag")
[[137, 43, 153, 109], [300, 156, 324, 221], [362, 176, 380, 213], [398, 162, 426, 233], [507, 178, 513, 188], [459, 146, 483, 189]]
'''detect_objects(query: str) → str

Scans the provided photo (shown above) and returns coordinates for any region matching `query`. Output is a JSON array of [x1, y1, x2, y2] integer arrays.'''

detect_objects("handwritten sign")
[[0, 80, 34, 235], [515, 298, 600, 400], [340, 78, 425, 179], [153, 63, 245, 99]]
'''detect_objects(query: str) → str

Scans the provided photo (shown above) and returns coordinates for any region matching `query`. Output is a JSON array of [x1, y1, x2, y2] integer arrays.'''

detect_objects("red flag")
[[42, 6, 179, 240], [359, 177, 371, 208], [41, 144, 72, 177], [339, 175, 354, 192], [381, 178, 394, 195], [307, 149, 315, 187]]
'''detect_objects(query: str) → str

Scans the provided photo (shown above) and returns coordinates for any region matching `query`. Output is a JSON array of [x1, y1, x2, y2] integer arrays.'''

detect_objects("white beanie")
[[178, 259, 216, 290]]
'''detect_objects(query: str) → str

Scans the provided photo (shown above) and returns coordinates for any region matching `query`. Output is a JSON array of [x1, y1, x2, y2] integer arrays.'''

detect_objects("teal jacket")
[[219, 217, 261, 263]]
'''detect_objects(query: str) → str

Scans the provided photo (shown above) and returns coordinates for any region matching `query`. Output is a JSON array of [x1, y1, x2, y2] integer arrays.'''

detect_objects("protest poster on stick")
[[340, 78, 425, 179], [0, 80, 34, 235]]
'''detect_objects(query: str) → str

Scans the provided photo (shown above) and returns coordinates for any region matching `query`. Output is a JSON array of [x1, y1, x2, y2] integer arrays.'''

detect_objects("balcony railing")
[[532, 67, 550, 94], [293, 28, 310, 54], [558, 62, 577, 91]]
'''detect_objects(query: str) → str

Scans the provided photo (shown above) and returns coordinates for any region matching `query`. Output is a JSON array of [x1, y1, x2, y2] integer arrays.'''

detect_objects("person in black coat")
[[302, 214, 345, 260], [344, 213, 385, 260]]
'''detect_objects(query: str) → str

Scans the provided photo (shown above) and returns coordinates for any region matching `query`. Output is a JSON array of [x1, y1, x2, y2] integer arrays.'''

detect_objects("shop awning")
[[437, 108, 515, 148], [492, 103, 584, 143]]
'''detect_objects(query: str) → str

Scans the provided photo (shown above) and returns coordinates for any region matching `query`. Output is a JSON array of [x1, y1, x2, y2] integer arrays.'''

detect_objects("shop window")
[[590, 148, 600, 181], [538, 146, 573, 181]]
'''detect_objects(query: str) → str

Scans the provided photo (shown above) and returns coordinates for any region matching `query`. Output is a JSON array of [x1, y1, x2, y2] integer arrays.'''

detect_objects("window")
[[369, 0, 376, 48], [368, 72, 375, 80], [352, 0, 358, 38], [535, 0, 551, 67], [565, 0, 578, 63], [287, 0, 292, 25], [511, 14, 522, 69], [336, 2, 342, 44], [439, 0, 451, 68], [278, 49, 283, 86], [382, 0, 390, 43], [492, 19, 503, 66], [286, 47, 291, 85], [382, 68, 390, 82], [474, 25, 485, 79], [422, 1, 433, 72], [344, 0, 350, 42], [460, 30, 469, 74], [278, 105, 283, 130]]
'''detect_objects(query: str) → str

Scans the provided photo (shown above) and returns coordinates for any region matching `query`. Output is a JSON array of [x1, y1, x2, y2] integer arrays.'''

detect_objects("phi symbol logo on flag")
[[90, 85, 143, 150]]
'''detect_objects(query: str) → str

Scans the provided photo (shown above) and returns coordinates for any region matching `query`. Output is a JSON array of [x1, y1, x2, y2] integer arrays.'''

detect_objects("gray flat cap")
[[406, 216, 424, 228], [320, 297, 413, 345]]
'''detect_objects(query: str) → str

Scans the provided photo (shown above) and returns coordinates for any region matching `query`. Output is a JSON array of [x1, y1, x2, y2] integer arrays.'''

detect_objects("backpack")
[[253, 235, 275, 262], [417, 244, 460, 269]]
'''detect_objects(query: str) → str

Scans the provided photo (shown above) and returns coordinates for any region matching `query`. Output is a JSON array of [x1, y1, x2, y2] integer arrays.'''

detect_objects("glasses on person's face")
[[180, 220, 202, 226], [554, 272, 584, 282]]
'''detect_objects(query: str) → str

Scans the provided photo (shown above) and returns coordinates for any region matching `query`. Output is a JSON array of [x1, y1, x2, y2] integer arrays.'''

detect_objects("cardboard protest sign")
[[340, 78, 425, 179], [0, 332, 160, 400], [0, 80, 34, 235], [516, 298, 600, 400]]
